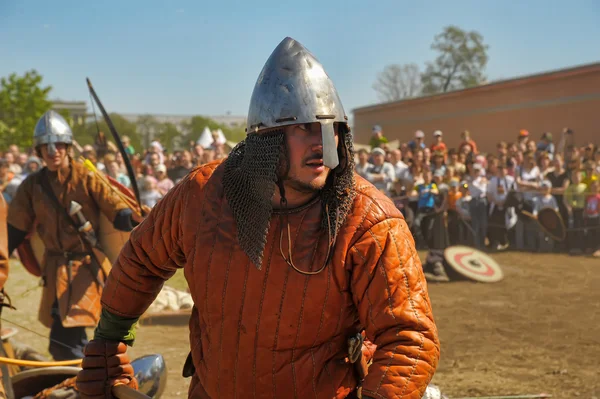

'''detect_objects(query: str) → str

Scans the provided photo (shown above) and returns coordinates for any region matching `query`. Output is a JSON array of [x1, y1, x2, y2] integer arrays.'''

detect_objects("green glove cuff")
[[93, 308, 139, 346]]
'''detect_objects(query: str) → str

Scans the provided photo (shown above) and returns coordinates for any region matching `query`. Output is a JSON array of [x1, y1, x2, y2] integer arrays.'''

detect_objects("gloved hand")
[[76, 339, 138, 399]]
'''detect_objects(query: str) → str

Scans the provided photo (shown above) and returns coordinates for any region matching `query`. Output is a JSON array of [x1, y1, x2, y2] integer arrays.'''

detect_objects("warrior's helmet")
[[224, 37, 356, 271], [33, 110, 73, 156], [246, 36, 349, 170]]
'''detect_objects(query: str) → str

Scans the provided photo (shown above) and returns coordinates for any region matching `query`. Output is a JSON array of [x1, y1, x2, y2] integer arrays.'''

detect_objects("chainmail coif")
[[223, 131, 285, 269], [223, 128, 356, 271]]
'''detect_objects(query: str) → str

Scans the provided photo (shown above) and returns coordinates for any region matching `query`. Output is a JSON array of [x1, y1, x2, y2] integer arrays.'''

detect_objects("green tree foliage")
[[136, 114, 161, 149], [0, 70, 52, 148], [155, 122, 181, 152], [373, 63, 422, 102], [73, 113, 143, 155], [421, 25, 489, 95]]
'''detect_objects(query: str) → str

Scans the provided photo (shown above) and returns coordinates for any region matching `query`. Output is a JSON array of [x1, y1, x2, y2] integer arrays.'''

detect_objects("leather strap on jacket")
[[38, 169, 104, 288]]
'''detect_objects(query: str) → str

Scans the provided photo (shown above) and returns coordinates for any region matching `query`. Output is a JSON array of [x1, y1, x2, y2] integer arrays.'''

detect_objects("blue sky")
[[1, 0, 599, 118]]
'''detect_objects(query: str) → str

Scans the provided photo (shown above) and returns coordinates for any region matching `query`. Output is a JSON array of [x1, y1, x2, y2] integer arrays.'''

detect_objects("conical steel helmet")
[[33, 110, 73, 156], [246, 37, 348, 169]]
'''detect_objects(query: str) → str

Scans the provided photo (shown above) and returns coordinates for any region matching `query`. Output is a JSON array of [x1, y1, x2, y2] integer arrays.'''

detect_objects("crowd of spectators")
[[359, 125, 600, 256], [1, 124, 598, 256]]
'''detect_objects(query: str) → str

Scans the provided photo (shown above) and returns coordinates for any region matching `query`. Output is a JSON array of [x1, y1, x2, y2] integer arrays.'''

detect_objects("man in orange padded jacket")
[[76, 37, 440, 399]]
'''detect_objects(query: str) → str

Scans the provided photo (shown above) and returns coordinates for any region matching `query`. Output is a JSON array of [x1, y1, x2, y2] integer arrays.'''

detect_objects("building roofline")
[[118, 112, 246, 119], [353, 61, 600, 114]]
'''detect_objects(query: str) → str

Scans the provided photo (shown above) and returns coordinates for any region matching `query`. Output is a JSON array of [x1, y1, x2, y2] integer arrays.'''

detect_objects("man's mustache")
[[304, 152, 324, 163]]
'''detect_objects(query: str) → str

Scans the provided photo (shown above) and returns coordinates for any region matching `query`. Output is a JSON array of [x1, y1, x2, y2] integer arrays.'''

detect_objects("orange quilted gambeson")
[[101, 159, 439, 398]]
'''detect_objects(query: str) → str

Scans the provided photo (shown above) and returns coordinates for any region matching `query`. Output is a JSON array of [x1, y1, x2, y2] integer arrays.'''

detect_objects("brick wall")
[[352, 63, 600, 152]]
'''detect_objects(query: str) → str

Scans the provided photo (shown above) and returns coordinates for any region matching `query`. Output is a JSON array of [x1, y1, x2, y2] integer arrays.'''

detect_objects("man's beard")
[[285, 176, 325, 194]]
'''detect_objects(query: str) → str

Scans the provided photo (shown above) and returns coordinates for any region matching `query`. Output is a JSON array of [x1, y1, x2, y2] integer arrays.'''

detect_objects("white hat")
[[155, 164, 167, 173], [415, 130, 425, 138], [433, 130, 443, 137]]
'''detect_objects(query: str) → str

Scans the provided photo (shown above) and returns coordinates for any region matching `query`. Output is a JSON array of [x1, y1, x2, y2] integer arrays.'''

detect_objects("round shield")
[[537, 207, 566, 242], [444, 246, 504, 283]]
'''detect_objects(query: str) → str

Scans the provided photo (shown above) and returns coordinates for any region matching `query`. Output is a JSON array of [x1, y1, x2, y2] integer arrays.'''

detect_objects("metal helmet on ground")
[[33, 110, 73, 156], [223, 37, 356, 270], [246, 36, 349, 170]]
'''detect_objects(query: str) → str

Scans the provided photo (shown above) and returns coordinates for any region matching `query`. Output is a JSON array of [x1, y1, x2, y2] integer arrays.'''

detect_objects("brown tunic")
[[8, 160, 129, 328], [102, 160, 440, 398]]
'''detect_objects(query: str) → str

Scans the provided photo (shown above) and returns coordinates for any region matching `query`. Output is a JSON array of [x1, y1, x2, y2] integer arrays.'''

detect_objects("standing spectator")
[[8, 144, 20, 157], [145, 141, 165, 166], [517, 129, 529, 149], [533, 180, 559, 252], [145, 152, 162, 175], [155, 164, 175, 196], [201, 148, 216, 164], [408, 130, 426, 152], [369, 125, 388, 149], [192, 144, 205, 166], [412, 149, 425, 169], [446, 180, 462, 245], [444, 165, 456, 183], [459, 142, 474, 164], [432, 169, 448, 193], [0, 160, 13, 203], [487, 164, 515, 251], [547, 154, 570, 241], [423, 148, 432, 168], [355, 148, 372, 178], [458, 130, 478, 154], [389, 149, 408, 178], [431, 151, 446, 177], [106, 160, 131, 189], [486, 156, 499, 179], [582, 160, 598, 188], [537, 132, 555, 159], [168, 150, 194, 183], [140, 176, 162, 208], [497, 141, 508, 158], [121, 135, 135, 157], [399, 143, 412, 163], [515, 152, 541, 250], [584, 180, 600, 256], [213, 143, 227, 160], [455, 182, 473, 245], [414, 169, 438, 246], [538, 152, 553, 179], [447, 148, 466, 176], [4, 152, 22, 175], [114, 151, 128, 175], [518, 151, 539, 187], [508, 142, 519, 158], [389, 149, 409, 195], [430, 130, 447, 154], [365, 148, 395, 197], [564, 170, 587, 255], [565, 153, 581, 181], [17, 153, 28, 169], [22, 156, 42, 177], [467, 163, 488, 249], [526, 139, 538, 154], [582, 144, 596, 163]]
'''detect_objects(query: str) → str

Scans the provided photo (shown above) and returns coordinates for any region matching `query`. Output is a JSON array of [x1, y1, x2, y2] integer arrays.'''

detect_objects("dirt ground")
[[4, 251, 599, 398]]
